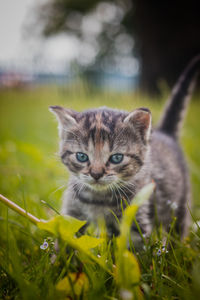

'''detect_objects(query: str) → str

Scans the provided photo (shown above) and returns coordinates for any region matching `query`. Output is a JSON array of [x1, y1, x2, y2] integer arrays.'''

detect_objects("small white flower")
[[156, 246, 168, 256], [40, 239, 49, 250], [162, 246, 169, 253], [120, 289, 133, 300], [171, 202, 178, 210]]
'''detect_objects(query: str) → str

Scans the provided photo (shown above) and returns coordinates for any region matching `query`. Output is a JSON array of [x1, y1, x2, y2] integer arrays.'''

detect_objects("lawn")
[[0, 85, 200, 299]]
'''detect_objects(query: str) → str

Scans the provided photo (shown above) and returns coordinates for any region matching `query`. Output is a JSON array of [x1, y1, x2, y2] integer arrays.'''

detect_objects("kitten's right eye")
[[109, 153, 124, 164], [76, 152, 89, 163]]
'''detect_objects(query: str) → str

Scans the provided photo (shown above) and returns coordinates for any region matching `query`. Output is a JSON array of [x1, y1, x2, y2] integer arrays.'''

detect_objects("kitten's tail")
[[158, 54, 200, 139]]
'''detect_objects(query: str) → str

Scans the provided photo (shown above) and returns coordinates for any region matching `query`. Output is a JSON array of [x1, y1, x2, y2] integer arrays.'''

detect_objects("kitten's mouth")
[[79, 174, 116, 191], [89, 181, 109, 191]]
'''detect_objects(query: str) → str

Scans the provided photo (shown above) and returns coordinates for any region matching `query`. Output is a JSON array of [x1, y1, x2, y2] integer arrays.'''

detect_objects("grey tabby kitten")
[[50, 55, 200, 241]]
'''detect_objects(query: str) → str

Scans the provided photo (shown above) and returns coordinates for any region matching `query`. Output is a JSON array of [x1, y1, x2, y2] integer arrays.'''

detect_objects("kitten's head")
[[50, 106, 151, 191]]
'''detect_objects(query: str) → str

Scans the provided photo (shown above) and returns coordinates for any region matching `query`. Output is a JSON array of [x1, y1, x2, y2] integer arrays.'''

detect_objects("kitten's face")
[[50, 106, 151, 191]]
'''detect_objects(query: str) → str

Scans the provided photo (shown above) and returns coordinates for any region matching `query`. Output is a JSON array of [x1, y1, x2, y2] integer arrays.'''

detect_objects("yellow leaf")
[[116, 250, 143, 300], [38, 215, 86, 238], [56, 272, 89, 297], [76, 235, 104, 250], [116, 250, 140, 286]]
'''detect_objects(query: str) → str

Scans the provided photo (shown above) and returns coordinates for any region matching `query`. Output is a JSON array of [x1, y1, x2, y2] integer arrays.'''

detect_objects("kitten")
[[50, 55, 200, 241]]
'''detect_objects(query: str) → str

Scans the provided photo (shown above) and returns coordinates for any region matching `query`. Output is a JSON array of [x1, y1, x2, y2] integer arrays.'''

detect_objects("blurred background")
[[0, 0, 200, 219], [1, 0, 200, 92]]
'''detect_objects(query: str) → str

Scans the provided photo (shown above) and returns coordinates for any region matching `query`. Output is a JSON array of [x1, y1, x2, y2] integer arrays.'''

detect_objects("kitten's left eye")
[[76, 152, 89, 163], [109, 153, 124, 164]]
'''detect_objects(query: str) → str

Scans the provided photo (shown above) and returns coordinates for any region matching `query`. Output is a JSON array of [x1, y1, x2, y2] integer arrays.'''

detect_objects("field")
[[0, 85, 200, 299]]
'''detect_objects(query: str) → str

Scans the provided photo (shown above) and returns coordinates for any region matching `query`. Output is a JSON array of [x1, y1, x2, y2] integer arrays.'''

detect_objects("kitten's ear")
[[49, 105, 77, 135], [124, 108, 152, 143]]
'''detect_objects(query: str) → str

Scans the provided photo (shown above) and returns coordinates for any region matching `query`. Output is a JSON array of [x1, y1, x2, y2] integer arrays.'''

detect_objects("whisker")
[[119, 179, 136, 187], [76, 181, 86, 197], [112, 182, 124, 209], [111, 182, 119, 209], [118, 179, 136, 193], [118, 181, 135, 196], [118, 184, 130, 204], [108, 184, 114, 202], [115, 181, 131, 205]]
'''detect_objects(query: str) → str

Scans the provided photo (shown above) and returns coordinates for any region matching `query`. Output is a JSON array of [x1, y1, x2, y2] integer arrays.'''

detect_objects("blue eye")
[[109, 153, 124, 164], [76, 152, 89, 163]]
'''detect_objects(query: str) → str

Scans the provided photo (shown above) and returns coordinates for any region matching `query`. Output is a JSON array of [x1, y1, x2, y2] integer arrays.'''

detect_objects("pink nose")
[[90, 171, 104, 181]]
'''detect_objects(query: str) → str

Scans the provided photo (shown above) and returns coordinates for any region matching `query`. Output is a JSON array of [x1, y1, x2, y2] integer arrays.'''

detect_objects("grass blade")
[[0, 194, 40, 225]]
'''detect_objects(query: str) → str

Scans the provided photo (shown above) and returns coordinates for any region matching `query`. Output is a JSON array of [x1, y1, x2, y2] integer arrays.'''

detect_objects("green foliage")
[[0, 86, 200, 299], [115, 184, 154, 298], [1, 181, 154, 299]]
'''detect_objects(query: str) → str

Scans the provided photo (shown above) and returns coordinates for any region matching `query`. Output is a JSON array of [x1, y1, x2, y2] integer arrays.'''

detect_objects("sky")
[[0, 0, 81, 73], [0, 0, 35, 63]]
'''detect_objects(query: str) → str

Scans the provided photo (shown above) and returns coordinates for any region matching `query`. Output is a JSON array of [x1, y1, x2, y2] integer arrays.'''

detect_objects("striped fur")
[[50, 55, 200, 243]]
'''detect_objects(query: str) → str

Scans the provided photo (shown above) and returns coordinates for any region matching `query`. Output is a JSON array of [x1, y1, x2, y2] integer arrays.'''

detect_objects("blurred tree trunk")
[[130, 0, 200, 93]]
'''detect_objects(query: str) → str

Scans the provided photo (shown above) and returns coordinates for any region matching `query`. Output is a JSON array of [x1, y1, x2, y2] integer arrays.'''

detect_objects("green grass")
[[0, 85, 200, 299]]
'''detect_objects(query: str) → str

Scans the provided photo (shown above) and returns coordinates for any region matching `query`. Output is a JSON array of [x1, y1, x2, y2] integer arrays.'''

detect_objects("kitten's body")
[[50, 55, 200, 241], [61, 124, 189, 239]]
